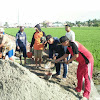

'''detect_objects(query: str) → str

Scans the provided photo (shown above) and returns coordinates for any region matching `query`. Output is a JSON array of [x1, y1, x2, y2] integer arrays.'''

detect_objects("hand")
[[53, 56, 56, 60], [55, 59, 60, 63], [63, 58, 67, 62], [44, 41, 47, 45], [65, 60, 70, 64], [44, 47, 47, 50], [49, 58, 52, 61], [17, 46, 20, 50]]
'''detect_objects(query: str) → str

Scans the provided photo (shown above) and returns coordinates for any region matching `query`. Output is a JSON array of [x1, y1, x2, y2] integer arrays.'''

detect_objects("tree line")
[[65, 19, 100, 27]]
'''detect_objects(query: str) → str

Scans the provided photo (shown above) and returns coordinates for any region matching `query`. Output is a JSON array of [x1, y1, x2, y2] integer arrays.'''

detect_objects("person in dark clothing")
[[30, 24, 47, 68], [46, 35, 68, 81], [16, 26, 27, 64]]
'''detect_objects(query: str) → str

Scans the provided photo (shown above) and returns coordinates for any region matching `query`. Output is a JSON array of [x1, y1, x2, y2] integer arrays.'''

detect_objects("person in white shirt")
[[65, 25, 75, 41], [65, 24, 75, 61]]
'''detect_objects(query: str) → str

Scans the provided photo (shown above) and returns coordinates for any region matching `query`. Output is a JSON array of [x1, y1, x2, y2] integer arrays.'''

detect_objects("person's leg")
[[55, 63, 61, 76], [18, 48, 22, 64], [76, 64, 84, 92], [30, 47, 34, 60], [63, 63, 68, 78], [8, 49, 14, 61], [34, 50, 38, 67], [38, 50, 43, 67], [83, 60, 94, 99], [22, 47, 27, 64]]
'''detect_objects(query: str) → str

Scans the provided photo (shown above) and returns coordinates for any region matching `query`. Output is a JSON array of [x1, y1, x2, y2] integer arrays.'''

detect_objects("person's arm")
[[16, 33, 19, 49], [0, 35, 5, 48], [30, 33, 35, 48], [43, 32, 47, 47], [55, 54, 69, 62], [66, 54, 79, 64], [0, 43, 4, 48]]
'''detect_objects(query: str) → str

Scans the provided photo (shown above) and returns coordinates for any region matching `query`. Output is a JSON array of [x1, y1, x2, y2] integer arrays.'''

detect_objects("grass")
[[4, 27, 100, 70]]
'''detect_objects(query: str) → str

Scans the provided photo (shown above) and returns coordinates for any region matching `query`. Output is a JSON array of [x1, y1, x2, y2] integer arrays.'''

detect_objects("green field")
[[5, 27, 100, 70]]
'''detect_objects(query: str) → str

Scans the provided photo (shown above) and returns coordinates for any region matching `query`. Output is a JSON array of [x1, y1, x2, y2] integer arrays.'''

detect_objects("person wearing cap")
[[65, 24, 75, 41], [46, 35, 68, 81], [16, 26, 27, 64], [30, 24, 47, 68], [0, 28, 14, 60], [55, 36, 94, 100]]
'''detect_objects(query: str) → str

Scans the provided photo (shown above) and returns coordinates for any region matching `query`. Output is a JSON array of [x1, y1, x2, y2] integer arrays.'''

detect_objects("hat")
[[46, 35, 52, 41], [59, 36, 69, 43], [65, 24, 70, 27], [34, 24, 41, 32]]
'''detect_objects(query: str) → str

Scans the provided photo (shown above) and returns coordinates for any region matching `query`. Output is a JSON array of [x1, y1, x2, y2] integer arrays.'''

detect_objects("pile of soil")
[[0, 60, 79, 100]]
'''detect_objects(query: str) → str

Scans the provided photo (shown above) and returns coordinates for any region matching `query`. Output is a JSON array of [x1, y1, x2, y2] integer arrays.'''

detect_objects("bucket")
[[27, 52, 32, 58]]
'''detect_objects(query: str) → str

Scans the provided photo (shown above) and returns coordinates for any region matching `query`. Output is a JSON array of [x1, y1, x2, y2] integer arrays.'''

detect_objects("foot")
[[77, 91, 83, 98], [53, 74, 60, 78], [20, 61, 22, 65], [38, 65, 42, 68], [35, 65, 38, 68], [44, 73, 52, 80], [81, 97, 88, 100], [58, 78, 66, 82]]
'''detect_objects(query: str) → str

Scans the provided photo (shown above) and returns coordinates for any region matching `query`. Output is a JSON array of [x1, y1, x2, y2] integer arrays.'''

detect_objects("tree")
[[76, 21, 81, 27], [42, 21, 48, 28], [87, 19, 92, 27]]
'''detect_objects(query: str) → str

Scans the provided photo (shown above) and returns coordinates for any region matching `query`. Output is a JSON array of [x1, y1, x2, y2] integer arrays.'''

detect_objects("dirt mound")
[[0, 60, 80, 100]]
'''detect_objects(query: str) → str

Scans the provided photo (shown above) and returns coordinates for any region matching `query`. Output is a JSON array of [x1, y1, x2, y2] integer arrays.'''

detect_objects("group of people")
[[0, 24, 94, 100]]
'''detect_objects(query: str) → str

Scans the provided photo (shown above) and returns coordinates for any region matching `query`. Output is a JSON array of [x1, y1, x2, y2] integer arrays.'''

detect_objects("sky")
[[0, 0, 100, 25]]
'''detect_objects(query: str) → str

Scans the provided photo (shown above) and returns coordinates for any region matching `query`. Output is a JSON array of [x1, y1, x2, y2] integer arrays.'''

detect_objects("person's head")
[[65, 24, 71, 32], [46, 35, 54, 44], [20, 26, 24, 32], [59, 36, 69, 46], [34, 24, 41, 32]]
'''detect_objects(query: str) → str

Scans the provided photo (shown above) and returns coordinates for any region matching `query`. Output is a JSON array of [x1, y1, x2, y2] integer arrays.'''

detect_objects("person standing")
[[65, 24, 75, 61], [56, 36, 94, 100], [65, 24, 75, 41], [30, 24, 46, 68], [46, 35, 68, 81], [16, 26, 27, 64]]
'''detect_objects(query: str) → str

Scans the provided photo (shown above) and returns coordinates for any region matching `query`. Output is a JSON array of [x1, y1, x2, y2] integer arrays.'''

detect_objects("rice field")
[[5, 27, 100, 70]]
